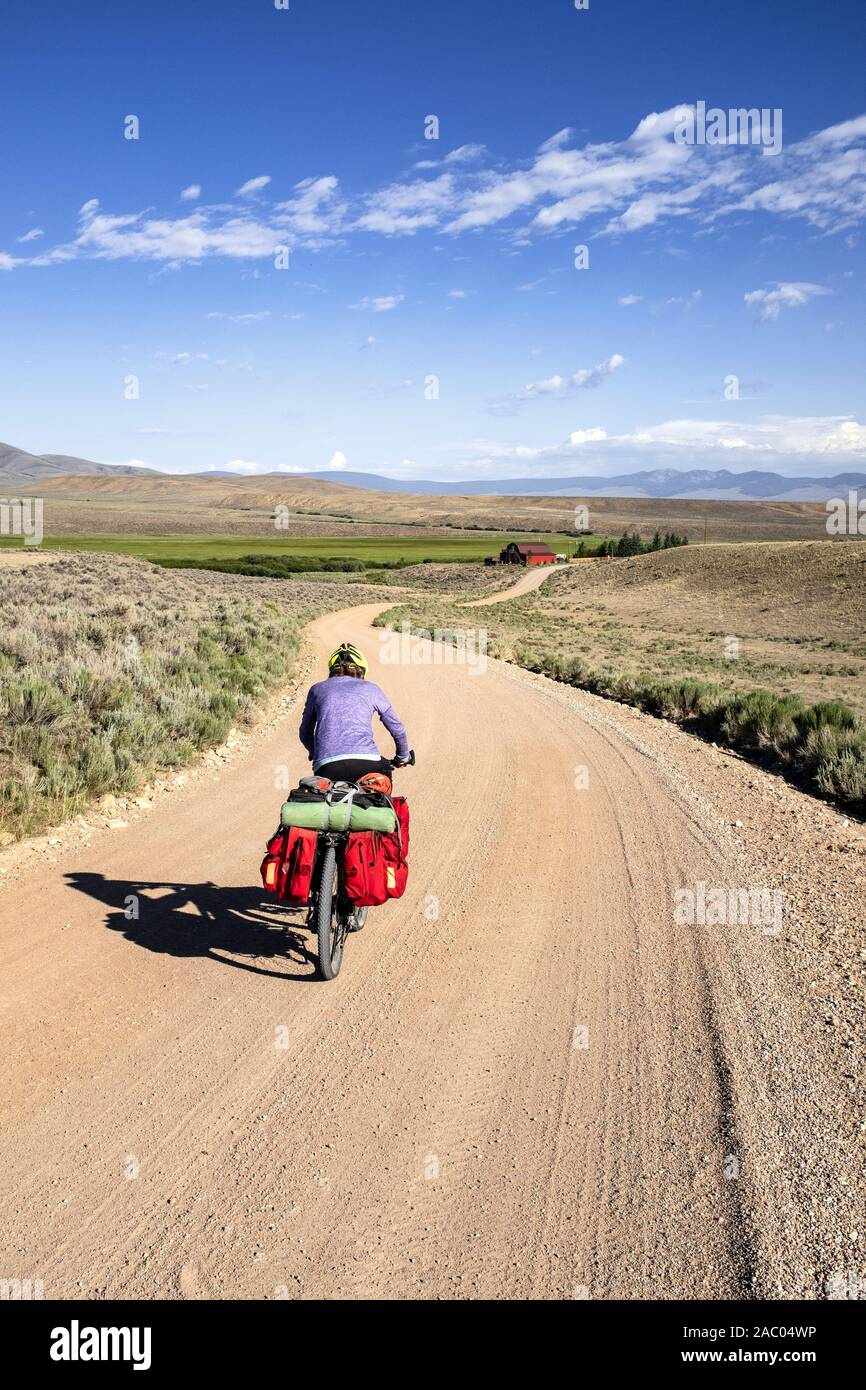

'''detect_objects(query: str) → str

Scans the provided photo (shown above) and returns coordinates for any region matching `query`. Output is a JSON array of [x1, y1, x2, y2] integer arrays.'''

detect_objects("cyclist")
[[298, 642, 411, 783]]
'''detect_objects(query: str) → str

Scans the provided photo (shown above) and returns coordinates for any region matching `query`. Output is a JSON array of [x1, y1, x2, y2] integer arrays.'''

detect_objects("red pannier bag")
[[391, 796, 410, 859], [343, 798, 410, 907], [342, 831, 388, 906], [260, 825, 318, 903]]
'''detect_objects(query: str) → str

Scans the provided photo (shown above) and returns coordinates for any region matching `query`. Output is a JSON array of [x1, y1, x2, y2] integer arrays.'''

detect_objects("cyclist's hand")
[[393, 750, 415, 768]]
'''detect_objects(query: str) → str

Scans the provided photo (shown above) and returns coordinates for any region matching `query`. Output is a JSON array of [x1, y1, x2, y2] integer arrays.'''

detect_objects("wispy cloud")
[[17, 227, 43, 242], [5, 108, 866, 272], [180, 185, 201, 201], [490, 353, 624, 415], [206, 310, 272, 323], [469, 414, 866, 473], [414, 143, 487, 170], [744, 281, 831, 321], [355, 174, 455, 234], [274, 176, 346, 235], [236, 175, 271, 197], [349, 294, 404, 312]]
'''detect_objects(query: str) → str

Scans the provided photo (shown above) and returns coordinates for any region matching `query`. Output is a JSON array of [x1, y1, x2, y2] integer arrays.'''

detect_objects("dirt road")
[[461, 561, 567, 606], [0, 590, 858, 1300]]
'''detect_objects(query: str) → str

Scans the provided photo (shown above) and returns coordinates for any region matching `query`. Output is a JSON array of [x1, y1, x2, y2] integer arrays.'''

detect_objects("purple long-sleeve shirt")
[[298, 676, 410, 770]]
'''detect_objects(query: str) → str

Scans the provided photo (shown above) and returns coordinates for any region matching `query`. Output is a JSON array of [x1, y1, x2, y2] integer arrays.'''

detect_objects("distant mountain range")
[[0, 441, 158, 484], [1, 439, 863, 502], [299, 467, 866, 503]]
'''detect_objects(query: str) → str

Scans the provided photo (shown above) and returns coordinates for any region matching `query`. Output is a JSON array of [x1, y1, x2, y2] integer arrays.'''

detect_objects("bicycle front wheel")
[[316, 843, 345, 980]]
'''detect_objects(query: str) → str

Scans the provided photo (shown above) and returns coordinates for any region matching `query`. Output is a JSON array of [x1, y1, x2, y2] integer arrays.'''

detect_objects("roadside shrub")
[[716, 689, 806, 751], [380, 615, 866, 816], [0, 554, 375, 841], [793, 700, 858, 736], [813, 738, 866, 804], [2, 675, 73, 729]]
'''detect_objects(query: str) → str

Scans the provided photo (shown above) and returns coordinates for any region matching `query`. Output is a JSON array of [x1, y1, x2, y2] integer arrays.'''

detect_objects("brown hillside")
[[27, 472, 835, 542]]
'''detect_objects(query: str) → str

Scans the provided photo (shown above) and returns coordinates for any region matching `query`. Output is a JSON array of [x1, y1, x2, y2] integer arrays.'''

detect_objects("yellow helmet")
[[328, 642, 368, 675]]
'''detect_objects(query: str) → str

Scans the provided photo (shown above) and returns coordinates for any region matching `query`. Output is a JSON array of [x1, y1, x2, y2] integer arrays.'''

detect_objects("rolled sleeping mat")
[[280, 799, 397, 834]]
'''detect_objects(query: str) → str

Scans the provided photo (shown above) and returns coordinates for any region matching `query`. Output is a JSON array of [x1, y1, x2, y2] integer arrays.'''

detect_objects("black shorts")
[[314, 756, 393, 782]]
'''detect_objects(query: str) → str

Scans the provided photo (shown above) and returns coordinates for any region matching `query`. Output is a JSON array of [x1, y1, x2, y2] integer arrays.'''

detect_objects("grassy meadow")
[[0, 531, 594, 567]]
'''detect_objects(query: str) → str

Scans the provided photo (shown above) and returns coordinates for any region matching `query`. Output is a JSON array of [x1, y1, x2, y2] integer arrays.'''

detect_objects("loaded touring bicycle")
[[260, 754, 413, 979]]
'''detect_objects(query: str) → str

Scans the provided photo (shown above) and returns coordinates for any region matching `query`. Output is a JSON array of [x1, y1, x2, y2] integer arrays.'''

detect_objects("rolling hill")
[[0, 441, 158, 484], [2, 436, 863, 500]]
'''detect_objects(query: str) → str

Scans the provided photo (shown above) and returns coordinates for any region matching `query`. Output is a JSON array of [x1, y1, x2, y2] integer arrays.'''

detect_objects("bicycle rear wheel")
[[316, 843, 345, 980]]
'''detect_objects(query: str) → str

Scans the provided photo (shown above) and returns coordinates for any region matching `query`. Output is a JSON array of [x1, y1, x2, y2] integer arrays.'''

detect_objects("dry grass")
[[0, 553, 379, 841], [30, 472, 835, 543], [374, 540, 866, 812], [368, 562, 519, 596], [530, 540, 866, 715]]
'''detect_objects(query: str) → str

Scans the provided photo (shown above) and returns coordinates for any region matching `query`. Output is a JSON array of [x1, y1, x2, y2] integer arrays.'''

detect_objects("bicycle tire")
[[316, 843, 345, 980]]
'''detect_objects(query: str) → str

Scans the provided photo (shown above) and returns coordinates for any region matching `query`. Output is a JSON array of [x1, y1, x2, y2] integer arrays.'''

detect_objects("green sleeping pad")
[[280, 799, 396, 834]]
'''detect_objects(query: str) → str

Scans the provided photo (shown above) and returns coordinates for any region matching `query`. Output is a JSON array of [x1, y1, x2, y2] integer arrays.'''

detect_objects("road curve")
[[461, 561, 568, 607], [0, 593, 827, 1299]]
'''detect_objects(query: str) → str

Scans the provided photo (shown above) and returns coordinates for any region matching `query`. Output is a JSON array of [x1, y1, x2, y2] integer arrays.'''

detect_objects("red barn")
[[499, 541, 556, 567]]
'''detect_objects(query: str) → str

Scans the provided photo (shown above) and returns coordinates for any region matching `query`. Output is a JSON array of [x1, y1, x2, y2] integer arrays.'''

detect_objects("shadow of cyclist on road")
[[65, 872, 318, 981]]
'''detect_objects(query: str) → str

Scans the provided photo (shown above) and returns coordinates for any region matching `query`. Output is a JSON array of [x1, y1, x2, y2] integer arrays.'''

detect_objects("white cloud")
[[567, 428, 609, 445], [180, 185, 201, 201], [538, 128, 575, 153], [663, 288, 702, 310], [492, 353, 624, 413], [355, 174, 454, 234], [744, 281, 831, 321], [274, 176, 346, 236], [448, 288, 467, 298], [17, 227, 43, 242], [349, 294, 404, 312], [206, 310, 272, 323], [328, 451, 348, 468], [415, 143, 487, 170], [37, 198, 286, 265], [618, 294, 642, 305], [7, 108, 866, 274], [236, 175, 271, 197], [469, 414, 866, 474], [227, 459, 260, 472]]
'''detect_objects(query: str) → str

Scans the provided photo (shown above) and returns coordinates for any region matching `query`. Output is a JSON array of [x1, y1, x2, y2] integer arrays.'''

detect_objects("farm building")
[[499, 541, 556, 566]]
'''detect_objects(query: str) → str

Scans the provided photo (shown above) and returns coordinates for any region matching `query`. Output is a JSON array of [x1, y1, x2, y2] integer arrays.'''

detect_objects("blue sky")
[[1, 0, 864, 480]]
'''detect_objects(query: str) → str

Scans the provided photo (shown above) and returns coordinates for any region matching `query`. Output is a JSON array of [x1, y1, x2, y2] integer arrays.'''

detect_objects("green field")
[[0, 532, 591, 565]]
